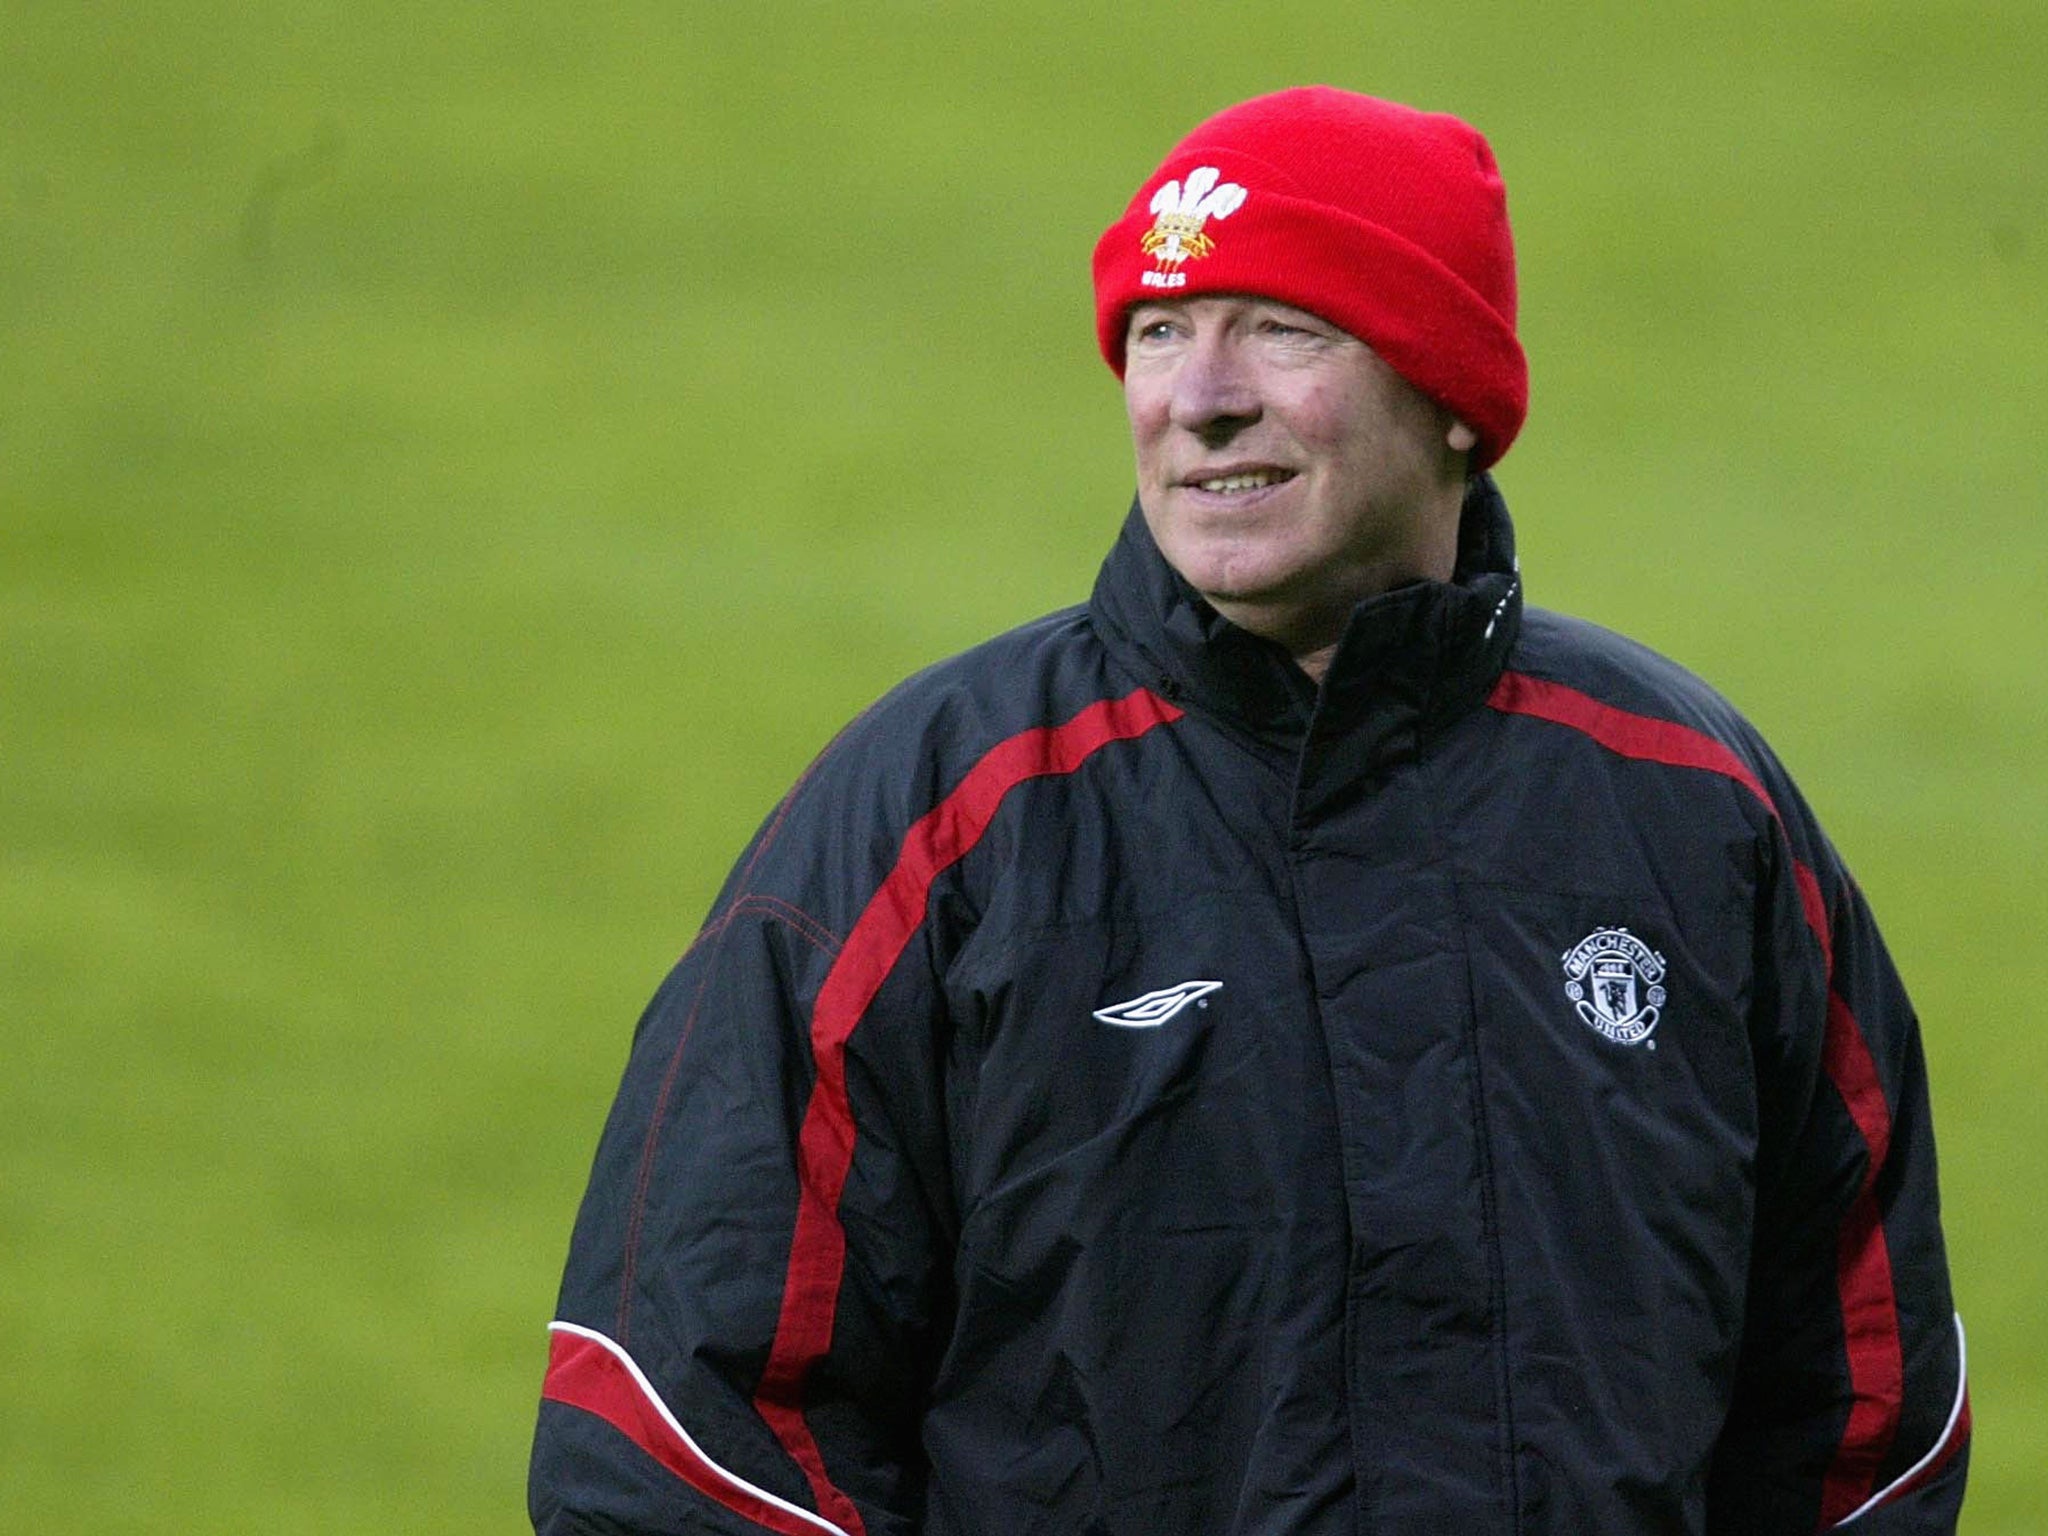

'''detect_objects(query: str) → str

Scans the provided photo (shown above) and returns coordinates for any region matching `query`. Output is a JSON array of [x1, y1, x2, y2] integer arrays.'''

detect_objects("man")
[[530, 88, 1968, 1534]]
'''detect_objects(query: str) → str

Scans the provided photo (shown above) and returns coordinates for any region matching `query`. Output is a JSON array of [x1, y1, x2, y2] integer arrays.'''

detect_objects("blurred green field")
[[3, 2, 2043, 1529]]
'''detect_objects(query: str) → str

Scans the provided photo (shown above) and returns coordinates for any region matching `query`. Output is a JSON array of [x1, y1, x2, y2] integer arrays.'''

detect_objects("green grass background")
[[4, 1, 2042, 1528]]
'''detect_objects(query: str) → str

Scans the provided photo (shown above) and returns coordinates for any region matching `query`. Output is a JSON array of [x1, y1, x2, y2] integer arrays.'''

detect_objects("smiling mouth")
[[1191, 469, 1296, 494]]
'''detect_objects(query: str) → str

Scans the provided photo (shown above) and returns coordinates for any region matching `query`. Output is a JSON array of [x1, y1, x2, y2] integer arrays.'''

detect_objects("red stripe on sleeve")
[[751, 688, 1185, 1535], [1824, 992, 1893, 1189], [1486, 670, 1905, 1517], [1794, 859, 1835, 977], [542, 1324, 849, 1536], [1819, 1198, 1907, 1523], [1816, 990, 1905, 1521]]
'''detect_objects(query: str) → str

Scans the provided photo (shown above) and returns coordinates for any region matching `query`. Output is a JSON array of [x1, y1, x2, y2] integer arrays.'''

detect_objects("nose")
[[1167, 332, 1260, 445]]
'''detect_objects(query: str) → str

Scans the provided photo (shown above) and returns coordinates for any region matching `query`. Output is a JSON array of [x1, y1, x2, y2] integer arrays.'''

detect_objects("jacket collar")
[[1088, 475, 1524, 768]]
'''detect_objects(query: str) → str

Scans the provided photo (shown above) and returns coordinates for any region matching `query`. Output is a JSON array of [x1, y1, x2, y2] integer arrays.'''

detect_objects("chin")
[[1171, 545, 1299, 607]]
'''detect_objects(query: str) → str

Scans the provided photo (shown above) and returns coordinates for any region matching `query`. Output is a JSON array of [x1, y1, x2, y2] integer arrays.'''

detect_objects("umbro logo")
[[1092, 979, 1222, 1029]]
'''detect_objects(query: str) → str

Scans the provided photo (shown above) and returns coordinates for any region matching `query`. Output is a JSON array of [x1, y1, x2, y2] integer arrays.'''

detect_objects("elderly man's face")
[[1123, 295, 1469, 663]]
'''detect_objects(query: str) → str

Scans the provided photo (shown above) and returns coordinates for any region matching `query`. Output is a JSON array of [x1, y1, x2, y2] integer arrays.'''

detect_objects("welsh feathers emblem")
[[1561, 928, 1667, 1047], [1140, 166, 1247, 271]]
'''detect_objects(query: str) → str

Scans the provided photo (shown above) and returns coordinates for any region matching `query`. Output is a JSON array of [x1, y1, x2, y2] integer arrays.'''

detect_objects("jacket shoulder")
[[815, 602, 1110, 802], [1506, 607, 1835, 866], [701, 604, 1122, 919], [1510, 607, 1760, 747]]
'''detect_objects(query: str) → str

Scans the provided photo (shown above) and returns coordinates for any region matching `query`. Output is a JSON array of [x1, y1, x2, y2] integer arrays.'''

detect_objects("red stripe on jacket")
[[752, 688, 1185, 1536], [541, 1324, 849, 1536], [1485, 670, 1909, 1524]]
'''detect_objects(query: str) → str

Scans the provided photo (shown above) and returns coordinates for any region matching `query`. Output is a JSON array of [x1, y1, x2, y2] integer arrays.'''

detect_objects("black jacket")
[[532, 480, 1968, 1535]]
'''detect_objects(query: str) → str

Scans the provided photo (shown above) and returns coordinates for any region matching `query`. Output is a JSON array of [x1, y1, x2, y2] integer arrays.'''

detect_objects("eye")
[[1129, 315, 1179, 345], [1258, 315, 1316, 339]]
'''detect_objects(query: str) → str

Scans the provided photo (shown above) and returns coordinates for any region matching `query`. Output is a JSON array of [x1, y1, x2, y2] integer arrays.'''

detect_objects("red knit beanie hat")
[[1092, 86, 1527, 469]]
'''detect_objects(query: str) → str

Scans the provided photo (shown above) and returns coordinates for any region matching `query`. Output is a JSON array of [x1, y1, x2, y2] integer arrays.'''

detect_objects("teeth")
[[1197, 471, 1288, 493]]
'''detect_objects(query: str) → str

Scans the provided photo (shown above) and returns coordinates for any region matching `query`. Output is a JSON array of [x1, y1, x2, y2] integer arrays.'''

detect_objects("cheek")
[[1294, 391, 1411, 488], [1262, 379, 1344, 462], [1123, 386, 1171, 475], [1123, 370, 1166, 418]]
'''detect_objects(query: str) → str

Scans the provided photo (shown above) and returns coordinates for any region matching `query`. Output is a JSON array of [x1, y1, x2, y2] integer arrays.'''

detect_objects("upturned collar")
[[1088, 474, 1524, 773]]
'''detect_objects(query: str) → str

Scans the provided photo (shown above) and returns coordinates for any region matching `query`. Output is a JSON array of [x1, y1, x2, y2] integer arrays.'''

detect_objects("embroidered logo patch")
[[1138, 167, 1246, 288], [1562, 928, 1666, 1047], [1092, 979, 1222, 1029]]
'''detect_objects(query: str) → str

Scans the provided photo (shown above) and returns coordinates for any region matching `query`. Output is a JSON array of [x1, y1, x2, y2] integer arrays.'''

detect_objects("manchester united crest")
[[1562, 927, 1666, 1047]]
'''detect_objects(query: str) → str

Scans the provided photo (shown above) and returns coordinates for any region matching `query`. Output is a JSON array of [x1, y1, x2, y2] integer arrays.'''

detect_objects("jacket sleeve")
[[528, 766, 957, 1536], [1706, 783, 1969, 1533]]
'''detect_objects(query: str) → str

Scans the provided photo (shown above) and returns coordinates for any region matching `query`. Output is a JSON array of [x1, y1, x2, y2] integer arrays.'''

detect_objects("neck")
[[1294, 639, 1341, 684], [1216, 505, 1465, 681]]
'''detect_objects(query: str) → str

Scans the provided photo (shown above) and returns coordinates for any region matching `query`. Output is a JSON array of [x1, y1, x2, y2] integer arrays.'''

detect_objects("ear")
[[1447, 419, 1479, 454]]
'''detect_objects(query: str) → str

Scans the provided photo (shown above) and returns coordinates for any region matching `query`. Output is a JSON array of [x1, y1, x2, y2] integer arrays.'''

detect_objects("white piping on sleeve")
[[547, 1320, 853, 1536], [1832, 1313, 1969, 1528]]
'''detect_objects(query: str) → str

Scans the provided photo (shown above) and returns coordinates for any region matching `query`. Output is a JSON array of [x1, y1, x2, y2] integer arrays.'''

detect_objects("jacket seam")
[[1428, 742, 1524, 1533], [617, 895, 846, 1343]]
